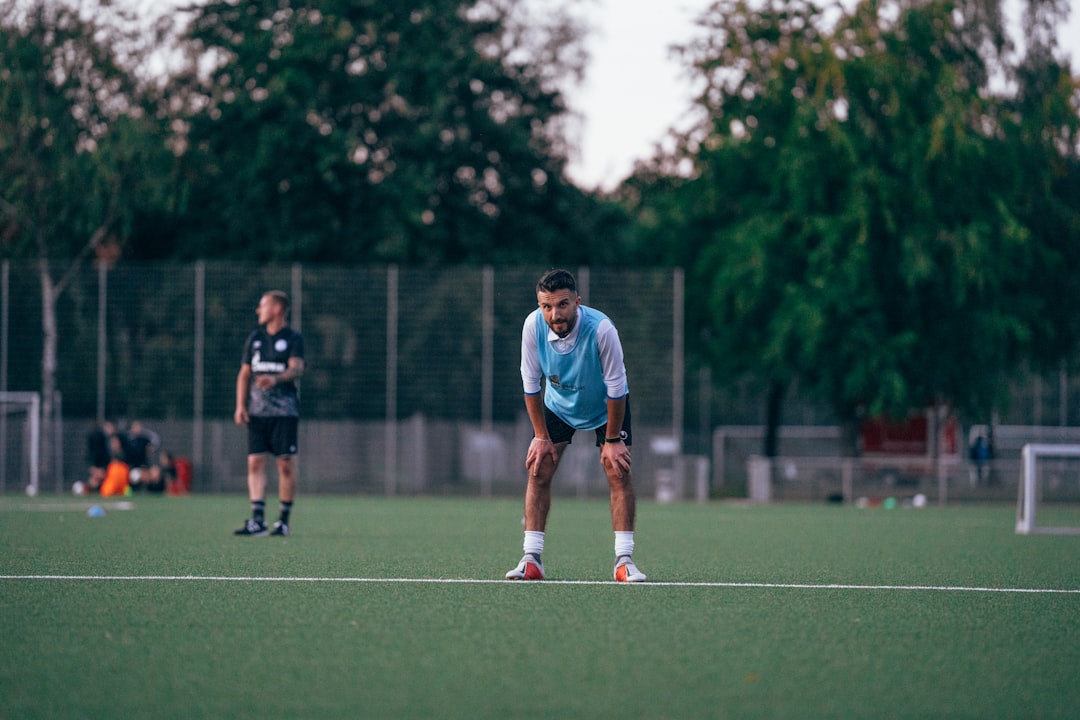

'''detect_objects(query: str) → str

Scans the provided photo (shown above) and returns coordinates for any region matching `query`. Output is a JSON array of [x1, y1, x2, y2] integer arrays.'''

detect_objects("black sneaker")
[[234, 519, 269, 536], [270, 520, 289, 537]]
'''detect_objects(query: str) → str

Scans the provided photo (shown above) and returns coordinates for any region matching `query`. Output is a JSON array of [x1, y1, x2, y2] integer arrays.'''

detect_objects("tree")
[[0, 0, 168, 482], [999, 0, 1080, 371], [161, 0, 616, 264], [627, 0, 1080, 454]]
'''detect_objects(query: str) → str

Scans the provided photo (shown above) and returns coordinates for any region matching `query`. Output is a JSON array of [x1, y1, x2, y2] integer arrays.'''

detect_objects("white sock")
[[523, 530, 545, 558], [614, 531, 634, 559]]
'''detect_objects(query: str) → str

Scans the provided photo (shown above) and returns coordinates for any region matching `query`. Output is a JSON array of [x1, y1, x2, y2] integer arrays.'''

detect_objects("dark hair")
[[536, 269, 577, 295], [265, 290, 290, 313]]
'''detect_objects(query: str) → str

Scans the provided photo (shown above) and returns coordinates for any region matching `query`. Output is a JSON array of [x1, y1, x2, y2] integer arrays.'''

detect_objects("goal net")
[[1016, 443, 1080, 535], [0, 392, 40, 495]]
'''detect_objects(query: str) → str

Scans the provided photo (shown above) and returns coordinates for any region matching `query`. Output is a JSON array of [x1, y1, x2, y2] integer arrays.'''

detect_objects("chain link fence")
[[5, 260, 1077, 499], [3, 262, 689, 497]]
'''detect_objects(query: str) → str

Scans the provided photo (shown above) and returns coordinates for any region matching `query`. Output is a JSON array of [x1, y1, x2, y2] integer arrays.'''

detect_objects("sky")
[[565, 0, 1080, 191], [563, 0, 708, 190]]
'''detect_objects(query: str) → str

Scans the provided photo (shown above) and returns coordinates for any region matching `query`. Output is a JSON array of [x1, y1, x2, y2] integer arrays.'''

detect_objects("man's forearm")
[[524, 393, 549, 439], [605, 397, 626, 439]]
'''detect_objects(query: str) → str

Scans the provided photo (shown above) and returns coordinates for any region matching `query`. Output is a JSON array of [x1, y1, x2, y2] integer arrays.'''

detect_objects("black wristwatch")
[[604, 436, 624, 444]]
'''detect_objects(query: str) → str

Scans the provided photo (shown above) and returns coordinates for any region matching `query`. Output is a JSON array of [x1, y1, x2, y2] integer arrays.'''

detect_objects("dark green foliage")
[[0, 1, 169, 261], [165, 0, 620, 264], [627, 0, 1080, 445]]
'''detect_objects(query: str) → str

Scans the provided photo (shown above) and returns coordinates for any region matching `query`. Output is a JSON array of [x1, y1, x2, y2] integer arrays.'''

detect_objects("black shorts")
[[544, 400, 632, 448], [248, 416, 299, 457]]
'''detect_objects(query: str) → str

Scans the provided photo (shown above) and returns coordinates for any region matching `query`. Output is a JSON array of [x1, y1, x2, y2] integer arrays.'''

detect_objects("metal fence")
[[4, 262, 688, 496], [5, 260, 1080, 499], [712, 423, 1080, 506]]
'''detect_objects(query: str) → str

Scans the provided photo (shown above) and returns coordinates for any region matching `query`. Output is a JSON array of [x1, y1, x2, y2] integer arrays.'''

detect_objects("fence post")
[[193, 261, 205, 478], [748, 455, 772, 503], [291, 263, 303, 331], [385, 265, 399, 495], [481, 266, 494, 497], [712, 428, 727, 489], [841, 458, 854, 504], [96, 262, 107, 422], [693, 455, 710, 503], [673, 267, 684, 458], [1, 262, 7, 483]]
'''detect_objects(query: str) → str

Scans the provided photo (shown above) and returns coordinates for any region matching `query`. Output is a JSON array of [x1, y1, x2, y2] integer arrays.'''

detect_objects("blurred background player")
[[98, 427, 131, 497], [84, 420, 115, 493], [123, 420, 165, 492], [233, 290, 305, 537], [506, 268, 646, 582]]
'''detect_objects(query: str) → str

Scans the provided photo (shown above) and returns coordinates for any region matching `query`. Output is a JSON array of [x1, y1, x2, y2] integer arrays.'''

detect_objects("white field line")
[[1, 575, 1078, 594], [0, 501, 136, 512]]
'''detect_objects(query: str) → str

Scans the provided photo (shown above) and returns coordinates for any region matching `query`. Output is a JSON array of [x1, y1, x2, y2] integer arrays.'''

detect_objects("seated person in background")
[[85, 421, 115, 492], [154, 451, 177, 494], [123, 420, 162, 492], [99, 456, 130, 497]]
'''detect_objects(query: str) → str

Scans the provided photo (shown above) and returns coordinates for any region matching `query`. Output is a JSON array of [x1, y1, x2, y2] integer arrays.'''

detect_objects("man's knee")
[[528, 471, 554, 490], [277, 455, 296, 476]]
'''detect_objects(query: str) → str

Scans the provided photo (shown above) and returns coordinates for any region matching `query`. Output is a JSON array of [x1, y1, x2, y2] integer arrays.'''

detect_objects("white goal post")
[[1016, 443, 1080, 535], [0, 392, 41, 495]]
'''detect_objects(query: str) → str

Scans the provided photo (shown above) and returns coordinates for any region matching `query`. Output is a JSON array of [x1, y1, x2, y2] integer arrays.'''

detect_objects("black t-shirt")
[[87, 429, 111, 468], [242, 326, 305, 417], [122, 433, 156, 467]]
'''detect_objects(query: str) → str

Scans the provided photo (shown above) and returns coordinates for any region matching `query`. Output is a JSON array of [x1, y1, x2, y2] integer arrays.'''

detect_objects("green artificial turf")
[[1, 495, 1078, 719]]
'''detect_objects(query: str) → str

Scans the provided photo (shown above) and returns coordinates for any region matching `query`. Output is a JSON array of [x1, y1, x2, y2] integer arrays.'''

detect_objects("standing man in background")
[[506, 269, 646, 582], [234, 290, 305, 537]]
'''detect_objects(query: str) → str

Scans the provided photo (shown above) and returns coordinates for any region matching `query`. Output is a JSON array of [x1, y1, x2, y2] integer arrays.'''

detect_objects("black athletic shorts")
[[543, 399, 632, 448], [248, 416, 299, 457]]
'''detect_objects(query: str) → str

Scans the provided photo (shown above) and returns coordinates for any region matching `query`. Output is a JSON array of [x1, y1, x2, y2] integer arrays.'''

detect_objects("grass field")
[[2, 494, 1079, 719]]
